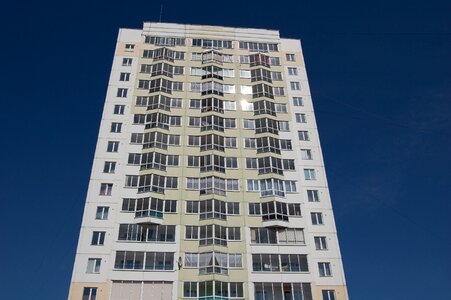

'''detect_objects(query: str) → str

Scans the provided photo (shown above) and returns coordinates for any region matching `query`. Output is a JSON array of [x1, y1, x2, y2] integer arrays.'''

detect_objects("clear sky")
[[0, 0, 450, 299]]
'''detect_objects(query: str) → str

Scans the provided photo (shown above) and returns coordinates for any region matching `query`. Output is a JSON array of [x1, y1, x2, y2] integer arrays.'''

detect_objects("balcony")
[[134, 210, 164, 225], [261, 213, 290, 228]]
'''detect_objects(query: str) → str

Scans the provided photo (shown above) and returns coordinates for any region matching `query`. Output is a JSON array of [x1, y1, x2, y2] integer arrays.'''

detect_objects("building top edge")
[[140, 22, 281, 42]]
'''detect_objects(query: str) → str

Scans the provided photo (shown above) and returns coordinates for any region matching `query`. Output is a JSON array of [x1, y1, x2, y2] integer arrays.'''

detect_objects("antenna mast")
[[159, 4, 163, 22]]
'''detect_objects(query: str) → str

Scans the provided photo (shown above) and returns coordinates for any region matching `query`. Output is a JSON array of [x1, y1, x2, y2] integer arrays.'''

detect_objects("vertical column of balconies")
[[247, 53, 296, 228]]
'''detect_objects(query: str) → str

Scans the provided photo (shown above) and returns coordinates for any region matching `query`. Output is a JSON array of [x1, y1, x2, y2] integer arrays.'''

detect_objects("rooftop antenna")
[[159, 4, 163, 22]]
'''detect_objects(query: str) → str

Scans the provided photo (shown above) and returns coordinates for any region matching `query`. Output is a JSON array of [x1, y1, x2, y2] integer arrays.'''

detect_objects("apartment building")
[[68, 22, 348, 300]]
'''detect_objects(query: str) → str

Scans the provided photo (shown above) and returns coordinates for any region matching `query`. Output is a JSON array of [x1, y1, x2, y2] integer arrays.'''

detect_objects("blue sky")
[[0, 0, 450, 299]]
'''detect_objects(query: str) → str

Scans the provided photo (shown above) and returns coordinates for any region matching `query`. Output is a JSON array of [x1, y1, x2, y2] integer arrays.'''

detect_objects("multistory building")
[[69, 22, 349, 300]]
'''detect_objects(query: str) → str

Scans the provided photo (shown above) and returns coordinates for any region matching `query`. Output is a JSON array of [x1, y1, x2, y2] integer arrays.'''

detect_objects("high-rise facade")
[[69, 23, 348, 300]]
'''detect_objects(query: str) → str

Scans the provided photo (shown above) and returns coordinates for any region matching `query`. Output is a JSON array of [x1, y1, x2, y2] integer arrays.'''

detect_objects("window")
[[278, 121, 289, 131], [280, 139, 292, 150], [184, 282, 197, 297], [110, 122, 122, 133], [240, 69, 251, 78], [223, 101, 236, 111], [273, 87, 285, 96], [118, 224, 175, 242], [246, 158, 258, 169], [301, 149, 312, 160], [295, 113, 307, 123], [282, 159, 295, 171], [270, 56, 281, 65], [250, 227, 305, 245], [114, 251, 174, 271], [86, 258, 101, 273], [243, 119, 255, 129], [125, 175, 139, 187], [240, 85, 252, 95], [226, 157, 238, 168], [307, 190, 320, 202], [113, 104, 125, 114], [290, 82, 301, 90], [122, 58, 132, 66], [228, 254, 242, 268], [184, 253, 198, 268], [275, 103, 288, 113], [311, 212, 323, 225], [286, 54, 295, 61], [91, 231, 106, 246], [167, 155, 179, 166], [170, 116, 181, 126], [244, 138, 256, 149], [192, 38, 233, 49], [171, 98, 183, 108], [185, 226, 199, 239], [228, 227, 241, 240], [293, 97, 303, 106], [227, 202, 240, 215], [254, 100, 276, 116], [288, 67, 298, 75], [103, 161, 116, 173], [315, 236, 328, 250], [99, 183, 113, 196], [224, 118, 236, 129], [304, 169, 316, 180], [239, 41, 278, 52], [241, 101, 254, 111], [284, 181, 297, 193], [145, 36, 186, 46], [82, 287, 97, 300], [271, 71, 283, 81], [322, 290, 336, 300], [318, 262, 332, 277], [173, 66, 184, 75], [172, 81, 183, 91], [116, 88, 128, 97], [255, 137, 280, 155], [125, 44, 135, 50], [119, 72, 130, 81], [227, 179, 239, 191], [225, 137, 237, 148], [247, 179, 259, 192], [255, 118, 278, 134], [189, 99, 201, 108], [298, 131, 310, 141], [186, 201, 199, 214], [240, 55, 250, 63], [253, 83, 273, 98], [96, 207, 109, 220], [251, 68, 272, 82]]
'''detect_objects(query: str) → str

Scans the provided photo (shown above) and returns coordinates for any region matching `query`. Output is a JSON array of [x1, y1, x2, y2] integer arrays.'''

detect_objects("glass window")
[[286, 54, 295, 61], [304, 169, 316, 180], [311, 212, 323, 225], [86, 258, 101, 273], [91, 231, 106, 245], [318, 262, 332, 277], [315, 236, 328, 250], [113, 104, 125, 114], [82, 287, 97, 300], [95, 206, 109, 220], [298, 131, 310, 141], [293, 97, 303, 106], [103, 161, 116, 173], [99, 183, 113, 196], [322, 290, 336, 300], [107, 141, 119, 152], [288, 67, 298, 75], [307, 190, 320, 202]]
